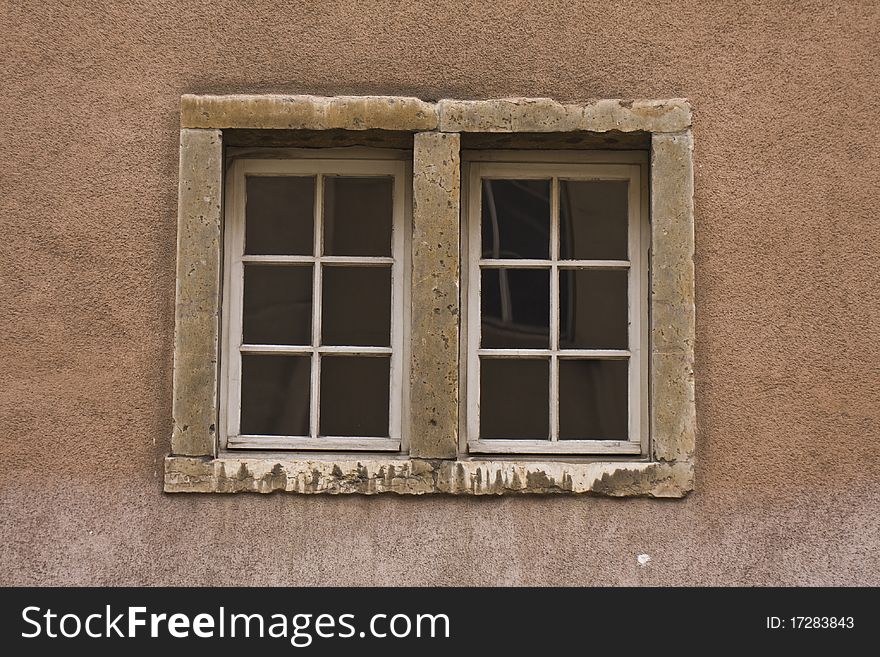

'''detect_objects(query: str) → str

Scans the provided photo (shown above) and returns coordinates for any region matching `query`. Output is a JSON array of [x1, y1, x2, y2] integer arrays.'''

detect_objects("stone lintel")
[[171, 129, 223, 456], [181, 95, 690, 135], [438, 98, 691, 134], [410, 132, 461, 458], [164, 456, 693, 498], [181, 94, 439, 131]]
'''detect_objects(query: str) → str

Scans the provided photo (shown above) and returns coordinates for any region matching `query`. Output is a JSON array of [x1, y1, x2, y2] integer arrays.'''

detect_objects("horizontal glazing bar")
[[478, 349, 630, 359], [557, 349, 630, 359], [318, 345, 392, 355], [241, 344, 312, 354], [479, 258, 630, 269], [242, 255, 394, 266], [241, 344, 393, 355]]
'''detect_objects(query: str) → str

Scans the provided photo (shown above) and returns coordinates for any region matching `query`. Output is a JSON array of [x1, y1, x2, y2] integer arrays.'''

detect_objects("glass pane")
[[320, 356, 390, 437], [242, 265, 313, 345], [323, 177, 393, 256], [481, 268, 550, 348], [559, 180, 628, 260], [479, 358, 549, 439], [481, 179, 550, 259], [240, 355, 311, 435], [321, 266, 391, 346], [246, 176, 315, 255], [559, 359, 628, 440], [559, 269, 628, 349]]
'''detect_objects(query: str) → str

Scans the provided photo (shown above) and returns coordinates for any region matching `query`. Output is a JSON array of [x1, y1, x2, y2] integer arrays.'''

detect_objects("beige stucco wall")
[[1, 1, 878, 585]]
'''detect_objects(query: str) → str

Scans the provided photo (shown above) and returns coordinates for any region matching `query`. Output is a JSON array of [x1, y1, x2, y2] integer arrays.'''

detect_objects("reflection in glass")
[[559, 359, 628, 440], [481, 179, 550, 259], [480, 358, 549, 439], [323, 177, 393, 257], [322, 266, 391, 346], [245, 176, 315, 255], [559, 269, 628, 349], [481, 268, 550, 348], [320, 356, 390, 437], [243, 265, 313, 345], [559, 180, 628, 261], [240, 355, 311, 436]]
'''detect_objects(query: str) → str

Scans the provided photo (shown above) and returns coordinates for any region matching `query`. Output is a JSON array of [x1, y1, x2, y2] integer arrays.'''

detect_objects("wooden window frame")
[[221, 152, 411, 453], [461, 151, 649, 456]]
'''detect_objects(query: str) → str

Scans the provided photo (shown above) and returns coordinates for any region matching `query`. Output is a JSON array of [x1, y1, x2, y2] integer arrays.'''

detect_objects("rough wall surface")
[[1, 0, 878, 585]]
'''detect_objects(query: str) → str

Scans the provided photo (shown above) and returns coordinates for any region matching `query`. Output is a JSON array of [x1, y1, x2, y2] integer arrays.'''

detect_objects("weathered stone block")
[[438, 98, 691, 133], [181, 95, 439, 131], [410, 132, 461, 459], [651, 131, 695, 356], [651, 353, 696, 463], [171, 129, 222, 456], [164, 456, 692, 497]]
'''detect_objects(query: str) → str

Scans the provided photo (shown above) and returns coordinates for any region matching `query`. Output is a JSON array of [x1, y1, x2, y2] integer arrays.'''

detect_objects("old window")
[[221, 154, 410, 452], [462, 154, 647, 455], [166, 95, 694, 497]]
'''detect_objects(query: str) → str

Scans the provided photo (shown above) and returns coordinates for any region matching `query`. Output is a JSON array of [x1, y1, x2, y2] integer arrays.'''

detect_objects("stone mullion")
[[409, 132, 461, 458]]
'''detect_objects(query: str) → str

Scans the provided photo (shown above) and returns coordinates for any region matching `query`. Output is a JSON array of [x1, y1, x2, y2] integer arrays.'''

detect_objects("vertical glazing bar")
[[309, 174, 324, 439], [549, 177, 560, 441]]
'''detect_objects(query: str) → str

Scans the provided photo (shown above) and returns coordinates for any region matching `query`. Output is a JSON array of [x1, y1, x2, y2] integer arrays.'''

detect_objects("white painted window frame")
[[462, 150, 649, 456], [220, 153, 410, 452]]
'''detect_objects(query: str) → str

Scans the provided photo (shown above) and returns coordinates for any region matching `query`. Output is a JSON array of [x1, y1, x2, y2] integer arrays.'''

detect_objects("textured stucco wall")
[[1, 0, 878, 585]]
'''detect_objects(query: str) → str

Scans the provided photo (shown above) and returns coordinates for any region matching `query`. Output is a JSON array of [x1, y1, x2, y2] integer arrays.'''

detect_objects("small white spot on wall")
[[637, 554, 652, 566]]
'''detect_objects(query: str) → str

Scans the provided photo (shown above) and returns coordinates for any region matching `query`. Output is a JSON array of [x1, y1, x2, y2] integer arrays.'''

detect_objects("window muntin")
[[465, 158, 647, 455], [221, 157, 408, 452]]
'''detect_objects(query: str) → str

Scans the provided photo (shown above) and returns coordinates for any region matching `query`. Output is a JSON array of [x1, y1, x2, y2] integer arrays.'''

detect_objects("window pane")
[[559, 180, 628, 261], [240, 355, 311, 436], [321, 266, 391, 346], [559, 269, 628, 349], [245, 176, 315, 255], [320, 356, 390, 437], [243, 264, 313, 345], [481, 179, 550, 259], [559, 359, 628, 440], [481, 268, 550, 348], [323, 177, 393, 257], [480, 358, 549, 439]]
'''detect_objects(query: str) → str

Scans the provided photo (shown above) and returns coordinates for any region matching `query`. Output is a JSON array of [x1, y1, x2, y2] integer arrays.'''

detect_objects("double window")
[[167, 95, 695, 496], [222, 150, 645, 457]]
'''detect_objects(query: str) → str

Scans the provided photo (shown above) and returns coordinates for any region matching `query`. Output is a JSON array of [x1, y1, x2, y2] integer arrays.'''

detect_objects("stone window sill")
[[165, 455, 692, 497]]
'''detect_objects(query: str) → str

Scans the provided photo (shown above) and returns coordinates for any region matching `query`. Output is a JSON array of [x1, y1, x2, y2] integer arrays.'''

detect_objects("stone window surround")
[[165, 94, 695, 497]]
